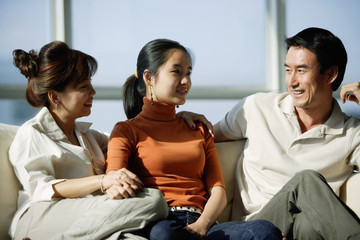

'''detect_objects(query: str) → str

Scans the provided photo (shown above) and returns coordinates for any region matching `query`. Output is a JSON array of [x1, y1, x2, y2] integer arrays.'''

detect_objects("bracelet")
[[100, 173, 107, 193]]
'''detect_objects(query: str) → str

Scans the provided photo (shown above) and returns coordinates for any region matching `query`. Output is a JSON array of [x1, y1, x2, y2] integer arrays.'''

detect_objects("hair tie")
[[135, 70, 138, 79]]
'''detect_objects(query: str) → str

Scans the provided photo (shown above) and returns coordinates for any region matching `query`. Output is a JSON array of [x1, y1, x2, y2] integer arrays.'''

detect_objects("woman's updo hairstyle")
[[13, 41, 97, 108], [123, 38, 192, 119]]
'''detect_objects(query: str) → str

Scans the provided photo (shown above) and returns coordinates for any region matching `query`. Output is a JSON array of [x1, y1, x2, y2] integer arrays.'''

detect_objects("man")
[[185, 27, 360, 239]]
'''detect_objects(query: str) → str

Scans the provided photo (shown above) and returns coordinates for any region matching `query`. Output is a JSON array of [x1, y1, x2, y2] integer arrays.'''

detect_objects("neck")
[[295, 100, 333, 133], [49, 109, 79, 145]]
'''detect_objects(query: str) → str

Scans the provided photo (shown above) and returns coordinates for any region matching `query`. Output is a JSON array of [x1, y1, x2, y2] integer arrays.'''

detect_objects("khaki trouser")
[[251, 170, 360, 240], [14, 188, 168, 240]]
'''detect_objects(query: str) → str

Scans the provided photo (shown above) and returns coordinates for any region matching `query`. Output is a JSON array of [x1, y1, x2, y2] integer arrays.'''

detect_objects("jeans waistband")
[[169, 206, 203, 214]]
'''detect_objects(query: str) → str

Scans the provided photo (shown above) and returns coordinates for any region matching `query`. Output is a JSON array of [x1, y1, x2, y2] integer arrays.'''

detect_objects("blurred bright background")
[[1, 0, 359, 133]]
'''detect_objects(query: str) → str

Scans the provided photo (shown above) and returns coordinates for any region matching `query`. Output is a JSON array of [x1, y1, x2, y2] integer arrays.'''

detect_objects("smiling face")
[[285, 46, 333, 111], [56, 78, 96, 121], [146, 49, 192, 106]]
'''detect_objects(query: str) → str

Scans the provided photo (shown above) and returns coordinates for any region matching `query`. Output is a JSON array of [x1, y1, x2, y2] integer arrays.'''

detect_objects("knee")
[[144, 188, 168, 219], [294, 170, 325, 183], [293, 217, 322, 240], [149, 220, 174, 240], [248, 220, 283, 239], [208, 220, 282, 240]]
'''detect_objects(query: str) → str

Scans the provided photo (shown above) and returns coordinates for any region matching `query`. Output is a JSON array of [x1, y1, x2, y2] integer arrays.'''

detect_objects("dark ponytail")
[[123, 74, 146, 119], [123, 38, 192, 119]]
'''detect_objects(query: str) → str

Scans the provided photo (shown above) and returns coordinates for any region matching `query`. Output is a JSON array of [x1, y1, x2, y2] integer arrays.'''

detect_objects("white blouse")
[[8, 107, 109, 236]]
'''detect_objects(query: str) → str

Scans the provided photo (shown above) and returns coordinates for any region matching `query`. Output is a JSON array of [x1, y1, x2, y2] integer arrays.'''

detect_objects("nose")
[[90, 84, 96, 96], [181, 75, 191, 85], [286, 71, 298, 88]]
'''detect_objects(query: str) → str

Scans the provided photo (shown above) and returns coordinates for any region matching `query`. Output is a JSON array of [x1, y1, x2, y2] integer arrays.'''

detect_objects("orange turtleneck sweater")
[[106, 97, 225, 210]]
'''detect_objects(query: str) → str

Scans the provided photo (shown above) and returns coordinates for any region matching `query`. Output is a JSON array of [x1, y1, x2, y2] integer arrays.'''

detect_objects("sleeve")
[[200, 124, 225, 190], [9, 125, 65, 202], [219, 97, 248, 140], [106, 122, 135, 173], [89, 129, 110, 155], [349, 124, 360, 170]]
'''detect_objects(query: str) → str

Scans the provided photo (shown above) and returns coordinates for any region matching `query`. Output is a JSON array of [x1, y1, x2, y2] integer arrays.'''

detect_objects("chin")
[[83, 110, 91, 117], [293, 100, 310, 109]]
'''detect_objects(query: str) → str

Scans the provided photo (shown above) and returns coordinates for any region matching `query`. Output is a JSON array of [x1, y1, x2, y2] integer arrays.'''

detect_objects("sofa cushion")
[[340, 172, 360, 218], [0, 123, 20, 239], [215, 140, 245, 223]]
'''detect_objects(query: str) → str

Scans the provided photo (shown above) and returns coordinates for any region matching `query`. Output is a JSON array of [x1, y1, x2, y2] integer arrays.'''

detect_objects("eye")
[[80, 84, 89, 89], [298, 68, 305, 73], [172, 70, 180, 74]]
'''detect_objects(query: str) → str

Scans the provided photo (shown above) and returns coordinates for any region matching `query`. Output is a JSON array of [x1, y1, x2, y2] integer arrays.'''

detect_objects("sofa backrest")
[[215, 140, 245, 222], [0, 123, 21, 239], [0, 122, 246, 238]]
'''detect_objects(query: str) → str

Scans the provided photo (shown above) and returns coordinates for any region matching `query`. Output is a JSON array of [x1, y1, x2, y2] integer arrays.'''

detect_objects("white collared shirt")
[[220, 92, 360, 219], [8, 107, 109, 236]]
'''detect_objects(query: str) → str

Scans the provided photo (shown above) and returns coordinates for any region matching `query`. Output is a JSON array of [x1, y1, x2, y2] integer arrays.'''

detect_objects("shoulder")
[[344, 115, 360, 131], [110, 120, 134, 138], [247, 92, 286, 105], [231, 92, 286, 115], [195, 121, 213, 139], [14, 114, 44, 141]]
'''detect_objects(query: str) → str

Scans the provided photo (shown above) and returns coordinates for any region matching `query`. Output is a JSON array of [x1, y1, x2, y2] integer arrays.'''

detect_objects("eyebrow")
[[284, 63, 309, 69], [173, 64, 192, 70]]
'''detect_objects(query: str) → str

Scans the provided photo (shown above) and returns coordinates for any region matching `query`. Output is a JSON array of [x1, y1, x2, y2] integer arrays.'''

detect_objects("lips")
[[176, 88, 188, 95], [84, 100, 93, 106], [292, 89, 305, 95]]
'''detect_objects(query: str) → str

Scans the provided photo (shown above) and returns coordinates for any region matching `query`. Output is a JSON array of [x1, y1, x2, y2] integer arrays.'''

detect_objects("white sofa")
[[1, 122, 359, 239]]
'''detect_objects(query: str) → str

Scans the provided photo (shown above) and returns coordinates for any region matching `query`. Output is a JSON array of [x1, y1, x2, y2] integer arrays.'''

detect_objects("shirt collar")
[[35, 107, 92, 141], [139, 97, 177, 121], [279, 94, 345, 135]]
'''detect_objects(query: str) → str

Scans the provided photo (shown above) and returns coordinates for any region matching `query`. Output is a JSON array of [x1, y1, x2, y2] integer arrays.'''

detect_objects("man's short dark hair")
[[285, 27, 347, 91]]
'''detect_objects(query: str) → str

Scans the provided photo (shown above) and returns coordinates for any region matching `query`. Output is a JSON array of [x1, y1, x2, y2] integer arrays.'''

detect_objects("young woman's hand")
[[177, 111, 214, 138], [184, 219, 209, 238], [104, 168, 144, 199], [340, 81, 360, 106], [183, 186, 227, 237]]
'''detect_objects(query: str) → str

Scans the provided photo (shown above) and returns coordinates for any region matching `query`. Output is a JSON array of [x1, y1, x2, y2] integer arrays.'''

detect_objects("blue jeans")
[[148, 210, 282, 240]]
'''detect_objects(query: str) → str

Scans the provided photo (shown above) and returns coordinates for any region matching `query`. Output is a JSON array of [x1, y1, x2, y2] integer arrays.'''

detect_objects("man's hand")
[[177, 111, 214, 138], [340, 81, 360, 106]]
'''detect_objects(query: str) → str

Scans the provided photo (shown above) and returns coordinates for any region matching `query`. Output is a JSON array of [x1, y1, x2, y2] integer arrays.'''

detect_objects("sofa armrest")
[[215, 140, 245, 223], [0, 123, 20, 240], [339, 172, 360, 218]]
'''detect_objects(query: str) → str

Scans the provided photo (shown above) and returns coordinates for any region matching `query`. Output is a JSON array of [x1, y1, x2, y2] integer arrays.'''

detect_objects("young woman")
[[9, 41, 167, 240], [106, 39, 282, 240]]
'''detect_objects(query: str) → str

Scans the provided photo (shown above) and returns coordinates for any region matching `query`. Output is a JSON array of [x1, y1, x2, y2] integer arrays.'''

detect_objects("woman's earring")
[[150, 91, 154, 105]]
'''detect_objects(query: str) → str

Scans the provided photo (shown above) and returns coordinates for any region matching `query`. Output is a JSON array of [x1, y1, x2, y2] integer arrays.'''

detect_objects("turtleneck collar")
[[139, 97, 177, 121]]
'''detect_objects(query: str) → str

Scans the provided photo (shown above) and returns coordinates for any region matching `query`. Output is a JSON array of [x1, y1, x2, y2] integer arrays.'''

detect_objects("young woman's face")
[[57, 79, 96, 121], [149, 49, 192, 106]]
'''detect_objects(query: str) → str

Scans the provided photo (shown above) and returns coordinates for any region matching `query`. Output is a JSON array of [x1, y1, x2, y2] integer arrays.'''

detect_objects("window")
[[0, 0, 51, 125], [70, 0, 266, 131], [1, 0, 360, 131]]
